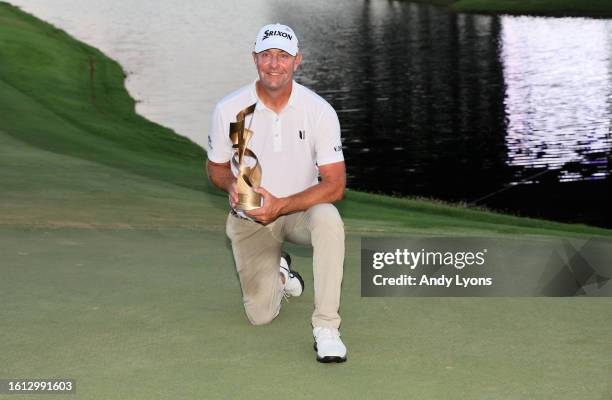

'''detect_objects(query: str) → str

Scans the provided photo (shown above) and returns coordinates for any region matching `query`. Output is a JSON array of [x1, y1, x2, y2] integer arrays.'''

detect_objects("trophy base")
[[235, 193, 262, 211], [235, 203, 261, 211]]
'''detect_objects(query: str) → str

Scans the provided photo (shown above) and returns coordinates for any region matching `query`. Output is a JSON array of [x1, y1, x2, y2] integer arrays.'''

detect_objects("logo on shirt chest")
[[298, 130, 306, 140]]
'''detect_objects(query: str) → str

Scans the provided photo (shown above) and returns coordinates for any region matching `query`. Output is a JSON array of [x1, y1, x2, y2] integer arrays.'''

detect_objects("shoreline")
[[407, 0, 612, 18], [0, 2, 610, 237], [2, 4, 612, 398]]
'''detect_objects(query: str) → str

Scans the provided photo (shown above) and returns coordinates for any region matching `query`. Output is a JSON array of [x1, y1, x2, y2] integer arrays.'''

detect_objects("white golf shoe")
[[280, 251, 304, 298], [313, 327, 347, 363]]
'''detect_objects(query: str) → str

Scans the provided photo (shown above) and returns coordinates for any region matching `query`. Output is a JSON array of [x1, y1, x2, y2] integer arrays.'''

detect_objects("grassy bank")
[[409, 0, 612, 18], [0, 1, 609, 237], [1, 3, 611, 399]]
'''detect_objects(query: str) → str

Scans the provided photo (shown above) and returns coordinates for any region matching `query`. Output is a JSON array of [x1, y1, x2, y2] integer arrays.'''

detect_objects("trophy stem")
[[229, 103, 262, 210]]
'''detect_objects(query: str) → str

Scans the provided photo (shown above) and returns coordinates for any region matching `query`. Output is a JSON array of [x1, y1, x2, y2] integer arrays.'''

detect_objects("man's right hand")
[[207, 160, 239, 208], [229, 180, 239, 208]]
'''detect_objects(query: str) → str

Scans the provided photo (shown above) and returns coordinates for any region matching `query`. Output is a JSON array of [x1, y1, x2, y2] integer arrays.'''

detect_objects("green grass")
[[411, 0, 612, 17], [1, 1, 610, 237], [1, 2, 612, 399]]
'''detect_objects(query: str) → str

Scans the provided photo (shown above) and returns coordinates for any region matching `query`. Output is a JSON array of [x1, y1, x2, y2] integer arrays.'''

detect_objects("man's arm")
[[246, 161, 345, 224], [206, 160, 238, 206]]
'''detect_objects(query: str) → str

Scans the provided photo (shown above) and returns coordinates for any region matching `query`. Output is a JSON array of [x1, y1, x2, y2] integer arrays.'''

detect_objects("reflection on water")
[[502, 16, 612, 184], [6, 0, 612, 226], [274, 1, 612, 226], [278, 1, 509, 203]]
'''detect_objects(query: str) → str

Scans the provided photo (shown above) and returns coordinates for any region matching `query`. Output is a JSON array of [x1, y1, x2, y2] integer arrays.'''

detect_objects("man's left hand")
[[244, 187, 286, 225]]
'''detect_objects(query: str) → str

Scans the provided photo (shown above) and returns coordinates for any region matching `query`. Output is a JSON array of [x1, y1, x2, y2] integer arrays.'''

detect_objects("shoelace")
[[281, 266, 291, 302], [315, 328, 340, 342]]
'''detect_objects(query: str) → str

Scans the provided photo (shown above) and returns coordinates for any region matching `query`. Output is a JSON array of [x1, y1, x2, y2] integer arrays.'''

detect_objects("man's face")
[[253, 48, 302, 93]]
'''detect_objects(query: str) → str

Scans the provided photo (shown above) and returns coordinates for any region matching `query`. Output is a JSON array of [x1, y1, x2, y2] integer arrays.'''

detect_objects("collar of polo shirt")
[[252, 80, 298, 113]]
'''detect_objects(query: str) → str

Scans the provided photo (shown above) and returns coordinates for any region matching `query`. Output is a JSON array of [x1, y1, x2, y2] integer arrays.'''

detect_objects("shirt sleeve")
[[314, 105, 344, 166], [206, 104, 232, 163]]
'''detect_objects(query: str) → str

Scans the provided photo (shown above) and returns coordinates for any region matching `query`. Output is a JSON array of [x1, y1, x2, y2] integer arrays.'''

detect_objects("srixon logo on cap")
[[263, 29, 293, 41]]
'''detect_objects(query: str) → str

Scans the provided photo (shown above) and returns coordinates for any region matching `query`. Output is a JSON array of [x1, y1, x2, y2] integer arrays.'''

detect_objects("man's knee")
[[308, 204, 344, 235], [244, 302, 279, 326]]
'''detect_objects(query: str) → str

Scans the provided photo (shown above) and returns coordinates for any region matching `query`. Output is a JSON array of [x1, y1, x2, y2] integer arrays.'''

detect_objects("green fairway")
[[1, 3, 611, 399], [411, 0, 612, 18]]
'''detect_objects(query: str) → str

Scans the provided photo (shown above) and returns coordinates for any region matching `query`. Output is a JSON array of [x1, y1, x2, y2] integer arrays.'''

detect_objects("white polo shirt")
[[207, 81, 344, 198]]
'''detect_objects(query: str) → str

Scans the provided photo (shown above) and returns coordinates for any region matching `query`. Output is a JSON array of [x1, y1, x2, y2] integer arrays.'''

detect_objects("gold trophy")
[[229, 103, 262, 210]]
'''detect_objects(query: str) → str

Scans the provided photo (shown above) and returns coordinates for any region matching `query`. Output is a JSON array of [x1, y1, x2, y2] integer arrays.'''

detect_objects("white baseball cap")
[[254, 23, 299, 56]]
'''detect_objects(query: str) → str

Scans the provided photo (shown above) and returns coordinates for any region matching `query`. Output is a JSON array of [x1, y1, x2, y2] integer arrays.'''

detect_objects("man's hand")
[[245, 187, 286, 225], [207, 160, 239, 207], [243, 161, 346, 224], [209, 160, 345, 223], [228, 181, 239, 208]]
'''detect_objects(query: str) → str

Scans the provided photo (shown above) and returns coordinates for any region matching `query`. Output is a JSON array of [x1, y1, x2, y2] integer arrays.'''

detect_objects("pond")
[[9, 0, 612, 227]]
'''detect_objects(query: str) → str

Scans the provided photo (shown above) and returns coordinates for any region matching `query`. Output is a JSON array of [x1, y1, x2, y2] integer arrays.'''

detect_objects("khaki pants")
[[226, 203, 344, 328]]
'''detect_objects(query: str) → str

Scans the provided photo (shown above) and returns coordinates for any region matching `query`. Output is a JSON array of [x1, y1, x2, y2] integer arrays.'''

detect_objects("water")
[[7, 0, 612, 227]]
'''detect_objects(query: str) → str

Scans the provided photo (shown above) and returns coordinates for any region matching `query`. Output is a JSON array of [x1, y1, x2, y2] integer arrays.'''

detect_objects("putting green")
[[1, 3, 611, 399]]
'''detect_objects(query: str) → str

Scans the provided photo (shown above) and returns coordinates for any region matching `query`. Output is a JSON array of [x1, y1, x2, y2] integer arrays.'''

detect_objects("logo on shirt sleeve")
[[333, 145, 343, 152], [208, 135, 213, 151]]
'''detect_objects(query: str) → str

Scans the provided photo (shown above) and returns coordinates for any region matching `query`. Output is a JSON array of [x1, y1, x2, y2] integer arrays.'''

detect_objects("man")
[[206, 23, 347, 363]]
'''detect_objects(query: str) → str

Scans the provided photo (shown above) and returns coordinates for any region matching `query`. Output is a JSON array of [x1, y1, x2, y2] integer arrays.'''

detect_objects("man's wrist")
[[224, 178, 236, 194], [278, 196, 291, 215]]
